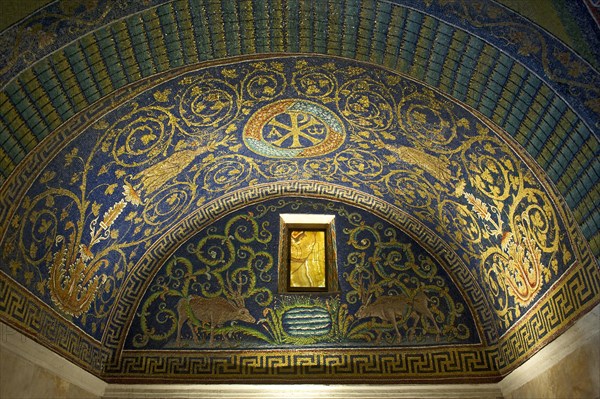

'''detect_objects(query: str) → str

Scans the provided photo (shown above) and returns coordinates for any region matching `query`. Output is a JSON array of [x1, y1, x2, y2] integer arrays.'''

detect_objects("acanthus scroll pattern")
[[0, 56, 574, 337], [128, 199, 475, 349]]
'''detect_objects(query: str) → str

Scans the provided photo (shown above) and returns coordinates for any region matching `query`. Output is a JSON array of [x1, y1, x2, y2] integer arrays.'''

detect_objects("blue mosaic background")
[[0, 0, 598, 382]]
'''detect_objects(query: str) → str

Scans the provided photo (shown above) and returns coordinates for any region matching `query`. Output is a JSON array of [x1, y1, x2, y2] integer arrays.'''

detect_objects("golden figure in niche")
[[289, 230, 326, 288]]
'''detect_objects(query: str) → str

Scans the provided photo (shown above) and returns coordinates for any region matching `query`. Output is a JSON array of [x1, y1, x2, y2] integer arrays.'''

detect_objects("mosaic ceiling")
[[0, 0, 598, 384]]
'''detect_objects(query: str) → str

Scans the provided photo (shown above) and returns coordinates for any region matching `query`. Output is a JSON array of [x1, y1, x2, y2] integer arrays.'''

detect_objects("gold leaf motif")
[[140, 134, 157, 145], [221, 68, 238, 78], [45, 196, 55, 207], [9, 260, 20, 275], [40, 170, 56, 184], [166, 194, 178, 205], [99, 200, 127, 230], [11, 214, 21, 228], [456, 118, 470, 129], [93, 119, 109, 130], [483, 143, 496, 154], [65, 147, 79, 166], [105, 183, 118, 195], [123, 182, 142, 205], [37, 219, 52, 234], [98, 164, 109, 176], [296, 60, 308, 69], [551, 258, 559, 275], [380, 131, 395, 140], [562, 245, 572, 264], [476, 123, 490, 136], [36, 281, 46, 295], [79, 244, 93, 261], [384, 154, 397, 164], [480, 170, 494, 184], [226, 123, 237, 133], [70, 172, 81, 184], [464, 193, 490, 221], [153, 89, 171, 102], [345, 66, 365, 76]]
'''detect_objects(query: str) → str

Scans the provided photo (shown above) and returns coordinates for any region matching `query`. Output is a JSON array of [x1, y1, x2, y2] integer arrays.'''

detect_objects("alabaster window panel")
[[278, 214, 339, 293]]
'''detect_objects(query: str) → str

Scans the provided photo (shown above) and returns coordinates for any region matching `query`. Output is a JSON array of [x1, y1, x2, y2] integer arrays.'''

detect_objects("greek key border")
[[104, 181, 495, 357], [496, 252, 600, 373], [0, 272, 109, 373], [105, 346, 501, 383]]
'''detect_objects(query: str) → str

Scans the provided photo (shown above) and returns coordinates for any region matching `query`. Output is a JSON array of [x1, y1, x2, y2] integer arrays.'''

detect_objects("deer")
[[356, 293, 412, 343], [407, 284, 441, 341], [176, 273, 255, 347], [354, 271, 412, 342], [354, 273, 440, 343]]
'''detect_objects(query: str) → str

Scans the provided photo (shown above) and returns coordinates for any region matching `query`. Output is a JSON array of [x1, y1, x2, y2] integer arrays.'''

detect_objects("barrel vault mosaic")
[[0, 0, 598, 384]]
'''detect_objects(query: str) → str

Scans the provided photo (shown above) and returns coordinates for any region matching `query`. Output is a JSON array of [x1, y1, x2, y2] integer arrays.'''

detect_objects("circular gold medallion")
[[243, 99, 345, 158]]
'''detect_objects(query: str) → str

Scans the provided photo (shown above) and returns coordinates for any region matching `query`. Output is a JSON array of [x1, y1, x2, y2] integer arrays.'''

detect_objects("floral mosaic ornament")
[[128, 199, 476, 350], [0, 0, 597, 381], [48, 183, 141, 316], [0, 56, 583, 342]]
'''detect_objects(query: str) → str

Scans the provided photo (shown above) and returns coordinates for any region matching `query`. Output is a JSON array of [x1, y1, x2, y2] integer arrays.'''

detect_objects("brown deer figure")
[[176, 296, 255, 347], [407, 285, 441, 341], [355, 274, 441, 343], [356, 294, 412, 343], [176, 273, 255, 347]]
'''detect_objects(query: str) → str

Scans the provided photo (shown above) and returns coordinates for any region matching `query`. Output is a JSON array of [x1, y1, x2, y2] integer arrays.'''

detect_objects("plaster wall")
[[502, 325, 600, 399], [0, 323, 104, 399], [499, 303, 600, 399], [0, 347, 99, 399], [505, 339, 600, 398]]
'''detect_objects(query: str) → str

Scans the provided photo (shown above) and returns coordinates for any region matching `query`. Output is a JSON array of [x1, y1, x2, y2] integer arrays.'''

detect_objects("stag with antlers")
[[176, 272, 255, 347], [354, 272, 441, 343]]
